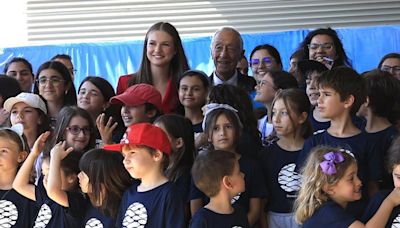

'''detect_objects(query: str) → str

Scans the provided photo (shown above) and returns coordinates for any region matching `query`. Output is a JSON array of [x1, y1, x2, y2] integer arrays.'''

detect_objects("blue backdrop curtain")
[[0, 25, 399, 90]]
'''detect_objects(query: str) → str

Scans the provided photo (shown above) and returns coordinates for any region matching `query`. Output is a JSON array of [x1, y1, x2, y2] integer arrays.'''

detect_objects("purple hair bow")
[[319, 152, 344, 175]]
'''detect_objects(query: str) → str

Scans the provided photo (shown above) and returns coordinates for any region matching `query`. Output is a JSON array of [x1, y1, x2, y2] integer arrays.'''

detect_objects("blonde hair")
[[293, 146, 356, 224]]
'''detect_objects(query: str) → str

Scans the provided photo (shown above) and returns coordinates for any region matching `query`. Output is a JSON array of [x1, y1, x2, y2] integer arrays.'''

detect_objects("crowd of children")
[[0, 22, 399, 228]]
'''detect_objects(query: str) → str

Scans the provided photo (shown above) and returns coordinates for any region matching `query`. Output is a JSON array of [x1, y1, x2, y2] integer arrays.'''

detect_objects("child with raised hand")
[[0, 124, 37, 227], [361, 136, 400, 227], [105, 123, 185, 228], [13, 131, 85, 227], [294, 146, 400, 228], [261, 88, 312, 227], [190, 149, 248, 228], [78, 148, 133, 227], [191, 104, 267, 226]]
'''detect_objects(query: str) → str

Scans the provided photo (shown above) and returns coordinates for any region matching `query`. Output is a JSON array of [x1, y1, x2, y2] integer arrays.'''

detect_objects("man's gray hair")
[[210, 26, 243, 51]]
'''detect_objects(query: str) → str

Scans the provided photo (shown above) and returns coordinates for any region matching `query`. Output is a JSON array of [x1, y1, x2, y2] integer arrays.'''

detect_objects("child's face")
[[78, 171, 91, 193], [0, 137, 24, 171], [154, 122, 182, 153], [42, 159, 76, 191], [326, 162, 362, 207], [122, 145, 160, 179], [78, 81, 107, 116], [10, 102, 41, 136], [210, 113, 236, 152], [317, 87, 347, 119], [179, 76, 207, 109], [254, 73, 277, 104], [272, 99, 303, 137], [121, 104, 151, 127], [228, 159, 245, 196], [305, 72, 320, 107], [64, 116, 91, 152], [392, 165, 400, 188]]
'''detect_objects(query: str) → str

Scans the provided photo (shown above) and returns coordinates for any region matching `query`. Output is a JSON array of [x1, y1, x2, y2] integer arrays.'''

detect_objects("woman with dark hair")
[[33, 61, 77, 127], [4, 57, 35, 92], [0, 76, 21, 127], [298, 27, 352, 69], [378, 53, 400, 79], [116, 22, 190, 113], [78, 76, 124, 145]]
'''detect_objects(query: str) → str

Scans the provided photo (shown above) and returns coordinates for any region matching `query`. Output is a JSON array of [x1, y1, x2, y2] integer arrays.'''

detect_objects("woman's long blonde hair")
[[293, 146, 356, 224]]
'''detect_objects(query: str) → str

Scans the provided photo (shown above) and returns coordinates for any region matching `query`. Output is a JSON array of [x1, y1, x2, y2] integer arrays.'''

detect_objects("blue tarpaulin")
[[0, 25, 399, 90]]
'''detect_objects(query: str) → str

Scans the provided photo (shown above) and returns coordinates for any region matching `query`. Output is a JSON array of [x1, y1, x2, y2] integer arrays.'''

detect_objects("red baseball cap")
[[110, 84, 162, 111], [104, 123, 171, 155]]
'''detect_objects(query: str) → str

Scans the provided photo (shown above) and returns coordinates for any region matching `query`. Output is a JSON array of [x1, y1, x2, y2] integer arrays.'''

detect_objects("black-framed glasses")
[[250, 57, 274, 67], [308, 43, 334, 51], [36, 77, 65, 86], [66, 125, 91, 135], [381, 65, 400, 73]]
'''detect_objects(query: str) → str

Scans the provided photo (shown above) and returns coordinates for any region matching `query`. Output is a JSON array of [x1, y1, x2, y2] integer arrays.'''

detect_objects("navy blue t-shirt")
[[190, 156, 267, 213], [297, 130, 383, 185], [0, 189, 38, 228], [361, 190, 400, 227], [365, 125, 398, 189], [116, 181, 185, 228], [193, 122, 203, 133], [309, 111, 330, 133], [189, 206, 249, 228], [174, 168, 192, 203], [261, 142, 301, 213], [83, 204, 115, 228], [303, 201, 356, 228], [34, 180, 87, 227]]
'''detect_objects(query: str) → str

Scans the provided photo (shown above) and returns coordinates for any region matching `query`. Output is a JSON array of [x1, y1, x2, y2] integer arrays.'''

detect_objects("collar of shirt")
[[213, 70, 238, 86]]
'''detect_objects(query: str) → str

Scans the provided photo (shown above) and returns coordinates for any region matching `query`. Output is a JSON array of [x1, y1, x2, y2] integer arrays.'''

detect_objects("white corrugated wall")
[[26, 0, 400, 45]]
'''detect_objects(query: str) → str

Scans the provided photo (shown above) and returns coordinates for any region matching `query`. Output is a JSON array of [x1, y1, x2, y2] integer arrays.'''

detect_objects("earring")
[[65, 90, 68, 95]]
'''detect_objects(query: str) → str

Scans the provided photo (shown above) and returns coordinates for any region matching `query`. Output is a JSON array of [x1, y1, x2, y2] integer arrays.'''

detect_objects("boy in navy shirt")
[[357, 69, 400, 189], [190, 149, 249, 228], [106, 123, 185, 228], [296, 67, 382, 216]]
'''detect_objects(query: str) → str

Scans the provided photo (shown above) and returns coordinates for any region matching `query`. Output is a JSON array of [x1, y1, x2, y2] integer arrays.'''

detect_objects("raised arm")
[[350, 188, 400, 228], [96, 113, 118, 145], [13, 131, 50, 201], [47, 141, 73, 207]]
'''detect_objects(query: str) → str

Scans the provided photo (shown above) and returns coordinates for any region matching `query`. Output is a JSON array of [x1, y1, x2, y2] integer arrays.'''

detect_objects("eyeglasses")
[[36, 77, 65, 86], [250, 57, 274, 67], [66, 125, 91, 135], [257, 80, 276, 89], [381, 65, 400, 73], [308, 43, 334, 51]]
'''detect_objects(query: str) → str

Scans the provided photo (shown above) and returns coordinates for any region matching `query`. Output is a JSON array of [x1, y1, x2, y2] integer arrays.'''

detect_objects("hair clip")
[[0, 123, 26, 151], [320, 151, 344, 175], [202, 103, 243, 130]]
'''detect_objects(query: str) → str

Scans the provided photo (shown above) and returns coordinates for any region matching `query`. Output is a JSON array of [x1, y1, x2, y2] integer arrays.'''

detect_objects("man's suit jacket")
[[208, 70, 256, 93]]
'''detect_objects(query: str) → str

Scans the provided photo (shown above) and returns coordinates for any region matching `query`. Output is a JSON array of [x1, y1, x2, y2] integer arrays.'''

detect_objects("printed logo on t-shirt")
[[0, 200, 18, 227], [122, 202, 148, 228], [392, 214, 400, 228], [232, 226, 243, 228], [85, 218, 104, 228], [231, 192, 241, 204], [34, 204, 52, 228], [278, 163, 301, 193]]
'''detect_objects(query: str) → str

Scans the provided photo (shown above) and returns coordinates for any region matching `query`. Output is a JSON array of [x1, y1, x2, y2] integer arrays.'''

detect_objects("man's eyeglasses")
[[308, 43, 334, 51], [36, 77, 65, 86], [66, 125, 91, 135], [381, 65, 400, 73], [250, 57, 274, 67]]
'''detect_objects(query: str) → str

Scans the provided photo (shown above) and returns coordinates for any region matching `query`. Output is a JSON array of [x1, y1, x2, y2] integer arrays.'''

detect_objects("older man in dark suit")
[[209, 27, 256, 93]]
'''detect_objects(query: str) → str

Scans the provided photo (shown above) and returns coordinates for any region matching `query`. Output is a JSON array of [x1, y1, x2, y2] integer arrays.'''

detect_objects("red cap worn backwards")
[[109, 83, 162, 112], [104, 123, 171, 155]]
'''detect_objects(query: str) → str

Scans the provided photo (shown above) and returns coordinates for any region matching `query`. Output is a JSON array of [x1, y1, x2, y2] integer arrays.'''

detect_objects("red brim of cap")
[[103, 144, 123, 152]]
